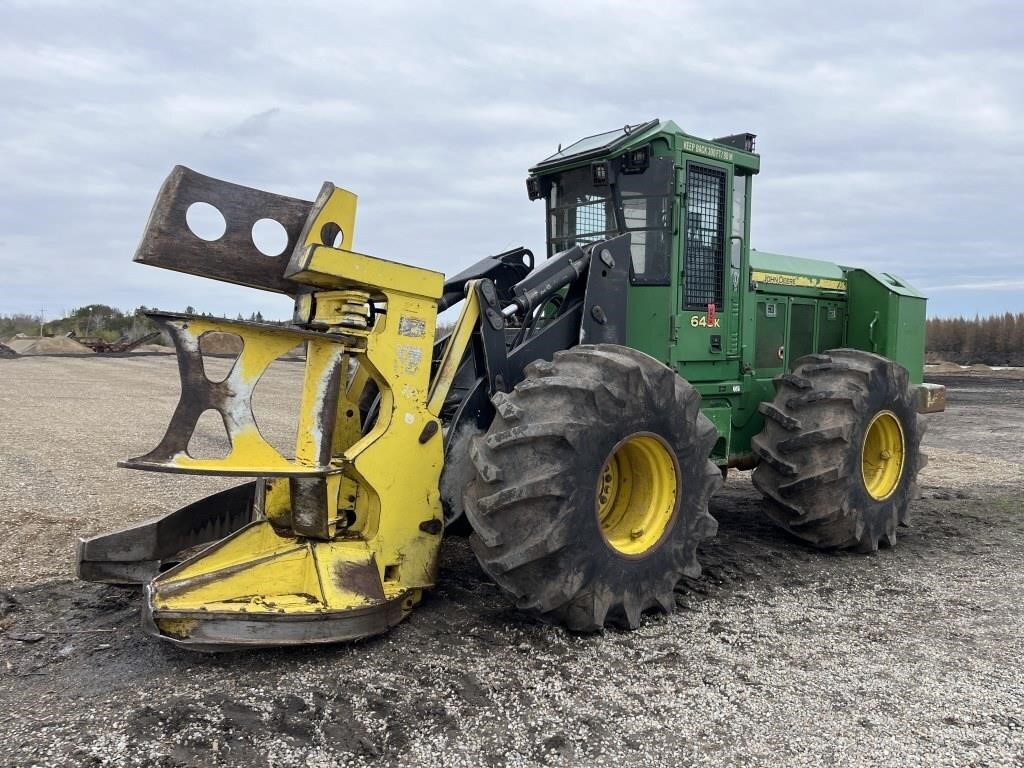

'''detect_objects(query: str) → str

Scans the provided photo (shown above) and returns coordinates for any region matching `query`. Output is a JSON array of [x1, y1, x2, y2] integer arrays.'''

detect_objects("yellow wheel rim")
[[861, 410, 905, 500], [596, 434, 678, 557]]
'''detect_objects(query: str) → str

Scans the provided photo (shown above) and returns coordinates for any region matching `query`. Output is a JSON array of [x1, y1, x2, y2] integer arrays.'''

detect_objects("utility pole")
[[38, 308, 45, 338]]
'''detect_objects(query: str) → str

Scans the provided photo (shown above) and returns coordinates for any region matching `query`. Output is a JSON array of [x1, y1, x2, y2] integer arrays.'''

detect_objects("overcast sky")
[[1, 0, 1021, 320]]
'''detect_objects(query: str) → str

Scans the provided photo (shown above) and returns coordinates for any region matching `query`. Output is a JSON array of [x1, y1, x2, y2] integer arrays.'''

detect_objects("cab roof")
[[529, 119, 760, 176], [529, 120, 660, 173]]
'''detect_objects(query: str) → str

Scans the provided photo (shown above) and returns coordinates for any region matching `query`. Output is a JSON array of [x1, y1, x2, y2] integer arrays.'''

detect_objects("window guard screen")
[[684, 164, 726, 310], [550, 191, 615, 251]]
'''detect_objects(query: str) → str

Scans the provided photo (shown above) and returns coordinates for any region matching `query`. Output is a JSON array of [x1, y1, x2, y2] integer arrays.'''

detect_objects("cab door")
[[673, 160, 731, 362]]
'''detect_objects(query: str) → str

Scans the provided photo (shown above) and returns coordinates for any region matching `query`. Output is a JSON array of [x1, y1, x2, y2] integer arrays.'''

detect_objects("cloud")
[[920, 280, 1024, 292], [204, 107, 281, 140], [0, 0, 1021, 320]]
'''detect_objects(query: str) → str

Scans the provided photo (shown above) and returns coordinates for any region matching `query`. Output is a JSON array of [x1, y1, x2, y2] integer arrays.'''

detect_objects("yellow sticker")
[[751, 270, 846, 291]]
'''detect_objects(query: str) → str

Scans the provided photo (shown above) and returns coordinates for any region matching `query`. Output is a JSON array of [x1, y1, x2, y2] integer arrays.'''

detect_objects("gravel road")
[[0, 356, 1021, 767]]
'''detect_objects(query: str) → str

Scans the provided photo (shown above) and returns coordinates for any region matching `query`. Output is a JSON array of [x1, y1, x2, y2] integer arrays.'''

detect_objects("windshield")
[[534, 120, 659, 169], [546, 155, 673, 285]]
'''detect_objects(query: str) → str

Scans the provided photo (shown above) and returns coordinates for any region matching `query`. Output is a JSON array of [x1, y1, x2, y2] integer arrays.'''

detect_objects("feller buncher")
[[78, 120, 946, 650]]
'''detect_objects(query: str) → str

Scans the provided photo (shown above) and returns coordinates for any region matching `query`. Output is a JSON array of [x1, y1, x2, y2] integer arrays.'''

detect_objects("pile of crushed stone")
[[5, 336, 93, 355], [197, 332, 244, 356]]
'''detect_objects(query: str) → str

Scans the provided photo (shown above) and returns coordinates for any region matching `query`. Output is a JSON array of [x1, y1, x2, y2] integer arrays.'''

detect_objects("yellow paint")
[[146, 184, 450, 642], [300, 183, 358, 252], [157, 618, 200, 640], [307, 290, 372, 328], [287, 245, 444, 299], [341, 286, 443, 588], [596, 434, 678, 557], [262, 478, 292, 529], [151, 318, 348, 476], [151, 522, 385, 621], [427, 282, 481, 417], [751, 270, 847, 292], [916, 383, 947, 414], [861, 410, 905, 500], [330, 357, 365, 455]]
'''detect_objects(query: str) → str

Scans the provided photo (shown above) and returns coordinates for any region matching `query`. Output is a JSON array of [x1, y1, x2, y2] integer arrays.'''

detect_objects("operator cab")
[[525, 119, 761, 368], [527, 120, 675, 286]]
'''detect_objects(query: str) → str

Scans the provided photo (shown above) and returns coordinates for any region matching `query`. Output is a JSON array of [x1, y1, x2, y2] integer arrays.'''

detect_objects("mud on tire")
[[751, 349, 926, 552], [463, 344, 721, 631]]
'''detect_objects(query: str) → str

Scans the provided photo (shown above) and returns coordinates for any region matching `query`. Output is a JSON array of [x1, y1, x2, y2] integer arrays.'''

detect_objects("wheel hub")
[[596, 434, 679, 556], [861, 410, 905, 500]]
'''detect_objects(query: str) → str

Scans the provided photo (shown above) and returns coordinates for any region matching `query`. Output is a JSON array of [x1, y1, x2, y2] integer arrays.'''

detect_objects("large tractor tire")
[[751, 349, 925, 552], [463, 344, 721, 631]]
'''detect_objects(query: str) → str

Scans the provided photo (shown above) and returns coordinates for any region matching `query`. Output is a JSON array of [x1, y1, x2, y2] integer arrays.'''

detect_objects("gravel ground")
[[0, 357, 1022, 767]]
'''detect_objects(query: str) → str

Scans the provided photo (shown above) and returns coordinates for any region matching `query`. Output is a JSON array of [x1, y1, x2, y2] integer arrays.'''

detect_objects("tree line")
[[4, 306, 1022, 366], [0, 305, 159, 342], [0, 305, 274, 344], [926, 313, 1024, 366]]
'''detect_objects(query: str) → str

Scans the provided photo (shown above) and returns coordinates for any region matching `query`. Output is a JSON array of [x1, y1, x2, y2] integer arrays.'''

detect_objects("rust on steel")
[[135, 165, 315, 293]]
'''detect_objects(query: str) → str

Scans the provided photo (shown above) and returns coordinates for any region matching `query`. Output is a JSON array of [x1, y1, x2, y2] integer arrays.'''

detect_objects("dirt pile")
[[5, 336, 93, 355], [0, 342, 17, 358], [925, 361, 963, 373], [198, 332, 243, 356], [130, 344, 173, 354]]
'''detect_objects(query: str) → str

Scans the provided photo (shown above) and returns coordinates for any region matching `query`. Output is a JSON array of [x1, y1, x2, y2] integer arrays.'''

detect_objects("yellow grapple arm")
[[78, 166, 480, 649]]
